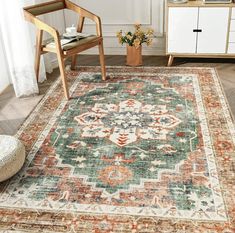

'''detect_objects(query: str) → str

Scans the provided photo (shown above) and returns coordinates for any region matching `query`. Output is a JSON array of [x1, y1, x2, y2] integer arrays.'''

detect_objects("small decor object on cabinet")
[[117, 24, 154, 66], [169, 0, 188, 3]]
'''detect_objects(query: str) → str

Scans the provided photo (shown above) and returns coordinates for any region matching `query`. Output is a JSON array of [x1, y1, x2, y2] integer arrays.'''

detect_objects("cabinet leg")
[[167, 55, 174, 67]]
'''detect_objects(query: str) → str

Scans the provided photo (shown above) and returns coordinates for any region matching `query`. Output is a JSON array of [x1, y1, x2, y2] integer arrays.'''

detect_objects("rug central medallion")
[[51, 78, 193, 195], [75, 99, 181, 147]]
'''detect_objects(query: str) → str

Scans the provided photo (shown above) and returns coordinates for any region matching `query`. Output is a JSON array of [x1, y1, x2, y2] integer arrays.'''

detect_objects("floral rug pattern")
[[0, 67, 234, 232]]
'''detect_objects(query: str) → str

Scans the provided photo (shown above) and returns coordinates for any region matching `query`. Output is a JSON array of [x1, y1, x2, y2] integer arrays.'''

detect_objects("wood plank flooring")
[[0, 55, 234, 135]]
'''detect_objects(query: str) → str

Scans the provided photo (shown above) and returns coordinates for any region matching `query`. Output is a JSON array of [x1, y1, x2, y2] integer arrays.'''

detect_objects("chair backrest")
[[24, 0, 65, 16], [23, 0, 102, 37]]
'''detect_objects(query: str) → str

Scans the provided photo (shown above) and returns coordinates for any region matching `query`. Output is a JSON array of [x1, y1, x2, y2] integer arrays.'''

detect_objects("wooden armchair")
[[23, 0, 106, 100]]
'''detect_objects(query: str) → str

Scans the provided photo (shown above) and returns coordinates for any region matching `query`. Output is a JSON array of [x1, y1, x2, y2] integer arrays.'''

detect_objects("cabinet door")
[[197, 8, 229, 54], [167, 7, 198, 53]]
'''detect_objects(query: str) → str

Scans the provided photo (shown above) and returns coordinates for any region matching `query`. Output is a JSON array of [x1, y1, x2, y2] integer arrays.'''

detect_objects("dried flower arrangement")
[[116, 24, 154, 48]]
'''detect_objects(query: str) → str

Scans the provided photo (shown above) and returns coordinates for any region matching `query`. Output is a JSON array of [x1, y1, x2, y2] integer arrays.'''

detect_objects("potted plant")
[[116, 24, 154, 66]]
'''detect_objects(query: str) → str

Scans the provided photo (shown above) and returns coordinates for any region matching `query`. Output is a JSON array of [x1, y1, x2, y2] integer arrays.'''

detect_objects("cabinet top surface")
[[167, 0, 235, 7]]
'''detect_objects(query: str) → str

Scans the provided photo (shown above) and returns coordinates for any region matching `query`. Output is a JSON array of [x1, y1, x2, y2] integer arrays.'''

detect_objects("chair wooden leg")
[[71, 55, 77, 70], [98, 41, 106, 81], [35, 29, 43, 82], [57, 54, 69, 100]]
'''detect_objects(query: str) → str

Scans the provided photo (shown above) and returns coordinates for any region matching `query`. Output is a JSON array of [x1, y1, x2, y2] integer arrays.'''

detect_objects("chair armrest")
[[24, 9, 63, 52], [24, 10, 58, 38], [65, 0, 102, 37], [24, 10, 64, 54]]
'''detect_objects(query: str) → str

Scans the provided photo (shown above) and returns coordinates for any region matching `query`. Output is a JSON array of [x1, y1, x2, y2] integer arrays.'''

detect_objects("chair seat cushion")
[[0, 135, 25, 182], [44, 35, 99, 51], [63, 35, 99, 51]]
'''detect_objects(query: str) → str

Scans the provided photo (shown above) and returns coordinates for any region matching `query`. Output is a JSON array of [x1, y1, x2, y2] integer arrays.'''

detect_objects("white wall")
[[0, 31, 10, 93], [64, 0, 166, 55]]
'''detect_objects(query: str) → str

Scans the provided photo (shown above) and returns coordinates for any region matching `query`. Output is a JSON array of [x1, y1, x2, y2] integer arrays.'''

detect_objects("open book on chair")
[[46, 33, 92, 49]]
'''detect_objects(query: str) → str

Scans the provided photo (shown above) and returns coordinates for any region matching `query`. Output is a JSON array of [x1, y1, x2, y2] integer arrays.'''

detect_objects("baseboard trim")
[[49, 49, 167, 70]]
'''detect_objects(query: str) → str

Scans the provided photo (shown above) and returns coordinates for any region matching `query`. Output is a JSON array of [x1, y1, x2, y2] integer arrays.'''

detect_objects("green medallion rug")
[[0, 67, 235, 232]]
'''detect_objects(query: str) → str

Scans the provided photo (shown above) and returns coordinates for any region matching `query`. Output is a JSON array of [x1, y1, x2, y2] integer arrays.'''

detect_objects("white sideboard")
[[166, 0, 235, 66]]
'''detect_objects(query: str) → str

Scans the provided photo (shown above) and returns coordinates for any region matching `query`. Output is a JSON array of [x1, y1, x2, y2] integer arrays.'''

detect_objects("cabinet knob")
[[193, 29, 202, 32]]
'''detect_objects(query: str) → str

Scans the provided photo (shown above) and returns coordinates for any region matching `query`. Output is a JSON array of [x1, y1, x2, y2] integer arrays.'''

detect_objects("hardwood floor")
[[0, 55, 235, 135]]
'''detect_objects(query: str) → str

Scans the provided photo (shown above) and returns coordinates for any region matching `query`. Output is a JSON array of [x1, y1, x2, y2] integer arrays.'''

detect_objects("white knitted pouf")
[[0, 135, 26, 182]]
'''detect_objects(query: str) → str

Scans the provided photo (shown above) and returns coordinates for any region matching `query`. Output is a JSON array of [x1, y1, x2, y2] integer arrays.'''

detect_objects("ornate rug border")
[[2, 68, 231, 221]]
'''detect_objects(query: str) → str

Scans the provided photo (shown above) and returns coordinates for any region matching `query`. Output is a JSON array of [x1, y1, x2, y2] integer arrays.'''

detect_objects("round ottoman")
[[0, 135, 25, 182]]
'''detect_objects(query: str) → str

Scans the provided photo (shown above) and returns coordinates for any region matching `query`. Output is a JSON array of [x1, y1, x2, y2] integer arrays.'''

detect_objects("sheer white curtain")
[[0, 0, 47, 97]]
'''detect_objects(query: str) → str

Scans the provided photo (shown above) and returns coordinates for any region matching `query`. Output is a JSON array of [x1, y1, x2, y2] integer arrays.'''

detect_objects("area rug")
[[0, 67, 235, 232]]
